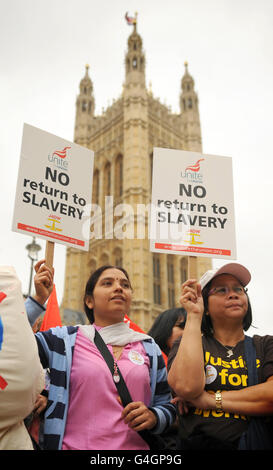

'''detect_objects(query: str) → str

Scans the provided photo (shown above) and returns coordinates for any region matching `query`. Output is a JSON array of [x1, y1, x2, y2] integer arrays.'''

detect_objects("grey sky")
[[1, 0, 273, 334]]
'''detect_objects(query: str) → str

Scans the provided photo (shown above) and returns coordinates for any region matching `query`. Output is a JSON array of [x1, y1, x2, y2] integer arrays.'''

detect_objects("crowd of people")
[[1, 259, 273, 451]]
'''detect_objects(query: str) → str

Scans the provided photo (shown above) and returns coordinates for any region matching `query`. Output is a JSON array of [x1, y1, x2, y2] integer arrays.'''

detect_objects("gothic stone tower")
[[61, 19, 211, 329]]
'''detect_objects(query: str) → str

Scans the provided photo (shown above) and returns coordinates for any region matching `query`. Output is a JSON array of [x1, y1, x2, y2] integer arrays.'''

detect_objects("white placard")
[[12, 123, 94, 251], [150, 148, 236, 259]]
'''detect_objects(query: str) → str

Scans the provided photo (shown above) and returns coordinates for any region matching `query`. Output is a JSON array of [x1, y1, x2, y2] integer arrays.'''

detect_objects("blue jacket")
[[26, 297, 176, 450]]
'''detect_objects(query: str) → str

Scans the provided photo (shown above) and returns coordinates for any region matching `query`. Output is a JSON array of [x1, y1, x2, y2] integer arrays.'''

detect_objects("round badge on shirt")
[[205, 364, 217, 384], [128, 350, 145, 365]]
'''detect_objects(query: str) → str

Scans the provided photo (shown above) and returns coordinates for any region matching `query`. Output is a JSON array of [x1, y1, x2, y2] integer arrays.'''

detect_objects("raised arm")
[[168, 280, 206, 399], [25, 259, 54, 326]]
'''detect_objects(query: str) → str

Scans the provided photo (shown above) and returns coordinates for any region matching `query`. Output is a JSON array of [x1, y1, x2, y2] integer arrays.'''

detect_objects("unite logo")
[[48, 146, 71, 171], [181, 158, 205, 183], [185, 158, 204, 172]]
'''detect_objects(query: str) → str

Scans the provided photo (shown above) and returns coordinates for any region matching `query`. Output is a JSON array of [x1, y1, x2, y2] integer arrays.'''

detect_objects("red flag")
[[40, 284, 62, 331], [124, 314, 145, 333], [161, 351, 168, 367], [125, 12, 137, 25], [0, 375, 8, 390]]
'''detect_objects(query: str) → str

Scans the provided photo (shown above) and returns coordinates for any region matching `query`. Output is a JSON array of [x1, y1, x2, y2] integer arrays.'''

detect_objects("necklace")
[[112, 345, 123, 359], [214, 334, 244, 358], [112, 346, 123, 384], [222, 345, 235, 358], [113, 360, 120, 383]]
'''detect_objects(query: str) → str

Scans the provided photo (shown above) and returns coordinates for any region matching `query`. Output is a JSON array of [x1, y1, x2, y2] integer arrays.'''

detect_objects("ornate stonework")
[[61, 20, 211, 329]]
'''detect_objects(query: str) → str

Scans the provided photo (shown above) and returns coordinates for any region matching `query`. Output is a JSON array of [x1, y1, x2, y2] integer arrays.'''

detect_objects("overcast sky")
[[1, 0, 272, 335]]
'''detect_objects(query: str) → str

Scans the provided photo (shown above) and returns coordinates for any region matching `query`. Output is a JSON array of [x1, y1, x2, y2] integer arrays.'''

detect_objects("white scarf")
[[79, 322, 151, 346]]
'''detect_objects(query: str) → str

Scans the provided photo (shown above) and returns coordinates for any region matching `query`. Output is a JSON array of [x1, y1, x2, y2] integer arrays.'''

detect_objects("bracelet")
[[215, 390, 223, 411]]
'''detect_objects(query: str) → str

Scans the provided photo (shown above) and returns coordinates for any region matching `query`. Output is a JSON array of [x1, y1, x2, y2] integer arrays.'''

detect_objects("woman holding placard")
[[25, 260, 176, 450], [168, 263, 273, 450]]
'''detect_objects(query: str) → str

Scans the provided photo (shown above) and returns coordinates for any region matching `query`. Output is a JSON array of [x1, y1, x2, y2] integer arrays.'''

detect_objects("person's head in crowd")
[[199, 263, 252, 335], [148, 307, 187, 355], [83, 265, 132, 326]]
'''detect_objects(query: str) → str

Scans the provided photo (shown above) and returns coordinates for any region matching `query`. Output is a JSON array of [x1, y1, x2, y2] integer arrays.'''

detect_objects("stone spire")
[[180, 62, 198, 113], [124, 13, 146, 87], [74, 64, 95, 143], [180, 62, 202, 151]]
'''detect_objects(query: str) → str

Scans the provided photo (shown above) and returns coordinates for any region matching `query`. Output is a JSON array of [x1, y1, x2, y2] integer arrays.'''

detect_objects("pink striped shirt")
[[62, 327, 151, 450]]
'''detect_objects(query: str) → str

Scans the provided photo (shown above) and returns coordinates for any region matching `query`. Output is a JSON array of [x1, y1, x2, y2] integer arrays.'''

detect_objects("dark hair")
[[201, 281, 253, 336], [83, 265, 132, 324], [148, 307, 187, 355]]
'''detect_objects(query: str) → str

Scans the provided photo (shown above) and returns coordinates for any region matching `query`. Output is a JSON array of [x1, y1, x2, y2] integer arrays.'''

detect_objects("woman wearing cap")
[[25, 261, 176, 450], [168, 263, 273, 450]]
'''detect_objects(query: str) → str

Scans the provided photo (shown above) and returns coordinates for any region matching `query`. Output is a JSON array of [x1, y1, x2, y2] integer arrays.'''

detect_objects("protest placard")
[[12, 123, 94, 252], [150, 147, 236, 260]]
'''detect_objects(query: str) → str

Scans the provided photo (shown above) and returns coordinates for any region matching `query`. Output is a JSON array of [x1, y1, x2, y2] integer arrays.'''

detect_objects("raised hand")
[[180, 279, 204, 317], [33, 259, 54, 305]]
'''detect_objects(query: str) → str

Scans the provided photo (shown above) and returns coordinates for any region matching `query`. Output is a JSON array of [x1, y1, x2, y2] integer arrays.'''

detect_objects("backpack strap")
[[244, 335, 258, 386], [93, 329, 132, 406], [93, 329, 163, 450]]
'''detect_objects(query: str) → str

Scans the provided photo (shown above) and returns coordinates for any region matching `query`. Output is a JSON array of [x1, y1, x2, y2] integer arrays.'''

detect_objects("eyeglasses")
[[208, 286, 248, 297]]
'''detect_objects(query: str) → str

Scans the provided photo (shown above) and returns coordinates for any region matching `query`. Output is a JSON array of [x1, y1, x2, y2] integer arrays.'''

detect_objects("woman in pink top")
[[30, 262, 176, 450]]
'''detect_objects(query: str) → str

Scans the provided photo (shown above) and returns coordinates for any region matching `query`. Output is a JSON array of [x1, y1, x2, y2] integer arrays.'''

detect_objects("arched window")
[[188, 98, 192, 109], [113, 247, 123, 267], [167, 255, 175, 308], [115, 154, 123, 201], [100, 253, 110, 266], [180, 257, 188, 284], [103, 162, 111, 197], [132, 57, 137, 69], [82, 101, 87, 112], [150, 153, 153, 193], [153, 255, 161, 305], [88, 259, 97, 275], [92, 169, 100, 205]]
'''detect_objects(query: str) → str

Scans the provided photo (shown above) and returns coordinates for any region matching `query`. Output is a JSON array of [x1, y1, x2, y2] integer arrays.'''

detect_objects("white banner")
[[150, 148, 236, 260], [12, 123, 94, 251]]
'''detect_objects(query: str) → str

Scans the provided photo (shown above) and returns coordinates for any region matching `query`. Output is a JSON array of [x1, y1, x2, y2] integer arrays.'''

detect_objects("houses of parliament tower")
[[61, 15, 211, 330]]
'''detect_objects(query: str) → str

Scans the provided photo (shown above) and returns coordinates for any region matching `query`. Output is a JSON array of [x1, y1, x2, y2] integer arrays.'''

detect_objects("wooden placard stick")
[[45, 241, 55, 268]]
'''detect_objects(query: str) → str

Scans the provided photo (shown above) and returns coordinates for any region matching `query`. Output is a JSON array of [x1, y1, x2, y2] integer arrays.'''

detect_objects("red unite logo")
[[52, 146, 71, 159], [185, 158, 205, 172]]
